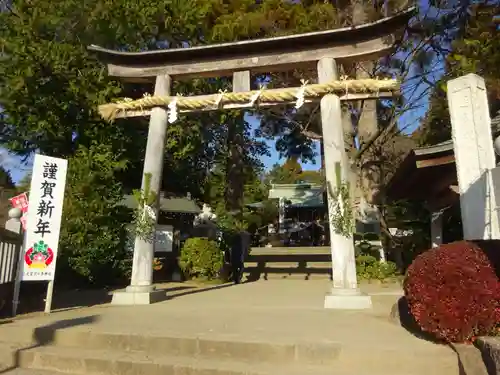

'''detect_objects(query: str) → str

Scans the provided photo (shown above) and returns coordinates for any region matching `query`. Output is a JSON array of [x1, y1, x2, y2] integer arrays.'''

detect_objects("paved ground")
[[0, 280, 459, 374]]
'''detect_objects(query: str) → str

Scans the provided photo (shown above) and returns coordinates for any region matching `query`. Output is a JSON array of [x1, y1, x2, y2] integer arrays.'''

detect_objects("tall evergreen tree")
[[416, 2, 500, 145]]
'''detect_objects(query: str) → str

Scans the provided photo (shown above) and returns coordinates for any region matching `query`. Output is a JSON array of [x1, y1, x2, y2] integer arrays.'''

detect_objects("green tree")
[[15, 172, 31, 193], [57, 144, 131, 287], [266, 158, 324, 185], [206, 159, 269, 232], [267, 160, 302, 184], [0, 166, 15, 190], [300, 170, 324, 185], [0, 0, 218, 285], [0, 165, 16, 223], [417, 3, 500, 146]]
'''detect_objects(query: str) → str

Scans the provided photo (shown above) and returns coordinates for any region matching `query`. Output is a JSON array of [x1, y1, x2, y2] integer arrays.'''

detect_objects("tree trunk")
[[351, 0, 380, 205], [356, 62, 380, 204], [225, 114, 245, 217]]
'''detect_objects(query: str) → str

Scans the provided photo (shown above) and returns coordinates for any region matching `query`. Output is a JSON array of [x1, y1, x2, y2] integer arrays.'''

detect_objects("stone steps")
[[244, 247, 332, 281], [2, 344, 335, 375], [245, 261, 331, 268], [249, 247, 331, 255], [243, 271, 332, 281], [0, 324, 460, 375], [0, 369, 73, 375], [0, 328, 342, 375], [0, 328, 341, 365]]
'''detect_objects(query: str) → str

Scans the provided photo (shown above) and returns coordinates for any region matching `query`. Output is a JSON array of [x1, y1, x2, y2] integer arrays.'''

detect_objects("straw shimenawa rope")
[[98, 78, 399, 121]]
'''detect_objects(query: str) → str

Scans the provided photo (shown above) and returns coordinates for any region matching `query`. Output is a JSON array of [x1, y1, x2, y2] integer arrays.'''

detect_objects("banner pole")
[[12, 229, 27, 317], [44, 279, 54, 313]]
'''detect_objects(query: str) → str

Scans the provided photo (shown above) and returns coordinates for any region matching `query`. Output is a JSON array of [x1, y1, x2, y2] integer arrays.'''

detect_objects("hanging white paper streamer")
[[294, 80, 308, 109], [167, 98, 178, 123]]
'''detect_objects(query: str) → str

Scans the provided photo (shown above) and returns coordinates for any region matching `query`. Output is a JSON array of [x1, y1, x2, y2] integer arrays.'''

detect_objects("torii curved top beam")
[[88, 7, 415, 81]]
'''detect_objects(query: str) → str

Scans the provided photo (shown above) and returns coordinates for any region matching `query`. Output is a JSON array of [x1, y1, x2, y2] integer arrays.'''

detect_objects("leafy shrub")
[[57, 145, 131, 288], [404, 241, 500, 343], [356, 255, 398, 280], [354, 232, 384, 262], [355, 240, 382, 259], [179, 237, 224, 280]]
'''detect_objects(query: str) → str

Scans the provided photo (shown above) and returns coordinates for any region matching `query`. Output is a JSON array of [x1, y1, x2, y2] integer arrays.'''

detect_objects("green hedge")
[[179, 237, 224, 280]]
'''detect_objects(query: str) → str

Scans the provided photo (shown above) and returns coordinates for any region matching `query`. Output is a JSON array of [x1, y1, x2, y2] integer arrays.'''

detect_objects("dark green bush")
[[354, 232, 383, 260], [356, 255, 398, 280], [355, 240, 382, 259], [179, 237, 224, 280]]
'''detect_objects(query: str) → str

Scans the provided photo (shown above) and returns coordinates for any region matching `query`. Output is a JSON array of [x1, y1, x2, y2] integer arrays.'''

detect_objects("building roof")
[[413, 139, 453, 156], [268, 183, 324, 208], [121, 194, 201, 214], [384, 110, 500, 210], [384, 140, 457, 210], [270, 183, 322, 190]]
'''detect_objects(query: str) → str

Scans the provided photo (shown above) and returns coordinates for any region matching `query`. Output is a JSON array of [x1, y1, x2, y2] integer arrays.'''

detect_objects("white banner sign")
[[22, 154, 68, 281]]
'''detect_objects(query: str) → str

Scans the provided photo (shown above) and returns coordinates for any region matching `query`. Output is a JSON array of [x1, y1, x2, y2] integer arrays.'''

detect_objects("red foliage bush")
[[404, 240, 500, 343]]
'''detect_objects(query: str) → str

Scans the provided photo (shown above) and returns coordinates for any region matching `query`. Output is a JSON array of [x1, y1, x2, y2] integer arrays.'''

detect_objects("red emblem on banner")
[[25, 241, 54, 269]]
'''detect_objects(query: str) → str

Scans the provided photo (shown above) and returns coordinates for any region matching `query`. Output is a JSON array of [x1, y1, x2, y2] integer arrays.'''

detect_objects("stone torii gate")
[[89, 7, 414, 309]]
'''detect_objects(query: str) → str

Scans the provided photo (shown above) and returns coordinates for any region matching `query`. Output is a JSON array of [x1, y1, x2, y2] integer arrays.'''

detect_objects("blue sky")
[[3, 152, 30, 184]]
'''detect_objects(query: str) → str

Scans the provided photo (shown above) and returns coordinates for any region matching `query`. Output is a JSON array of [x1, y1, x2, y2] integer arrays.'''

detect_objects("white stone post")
[[7, 207, 24, 317], [447, 74, 499, 240], [430, 211, 443, 248], [5, 207, 22, 233], [318, 58, 372, 310], [278, 197, 286, 234], [112, 74, 171, 305]]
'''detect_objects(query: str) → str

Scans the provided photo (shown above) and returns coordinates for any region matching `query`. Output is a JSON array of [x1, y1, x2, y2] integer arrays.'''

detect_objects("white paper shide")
[[22, 155, 68, 281]]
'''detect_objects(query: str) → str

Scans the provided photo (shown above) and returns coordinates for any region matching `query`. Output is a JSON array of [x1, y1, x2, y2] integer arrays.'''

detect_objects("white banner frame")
[[22, 154, 68, 281]]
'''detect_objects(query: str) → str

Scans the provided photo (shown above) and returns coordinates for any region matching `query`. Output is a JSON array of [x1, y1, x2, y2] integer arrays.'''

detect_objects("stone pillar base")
[[324, 288, 372, 310], [111, 285, 167, 305]]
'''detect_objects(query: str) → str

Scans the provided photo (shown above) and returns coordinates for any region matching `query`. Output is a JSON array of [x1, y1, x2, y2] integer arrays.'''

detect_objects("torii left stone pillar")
[[319, 57, 372, 310], [112, 74, 171, 305]]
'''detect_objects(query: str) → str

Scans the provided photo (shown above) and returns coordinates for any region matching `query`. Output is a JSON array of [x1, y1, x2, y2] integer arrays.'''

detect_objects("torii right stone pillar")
[[447, 74, 499, 240], [319, 57, 372, 310]]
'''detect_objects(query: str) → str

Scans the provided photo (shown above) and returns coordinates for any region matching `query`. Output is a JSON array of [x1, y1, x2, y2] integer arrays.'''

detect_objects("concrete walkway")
[[0, 280, 459, 375]]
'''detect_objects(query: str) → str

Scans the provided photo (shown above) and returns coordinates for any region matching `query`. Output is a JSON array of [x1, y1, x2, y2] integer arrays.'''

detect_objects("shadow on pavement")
[[0, 314, 99, 374], [390, 296, 443, 344], [0, 283, 112, 318], [168, 282, 237, 299]]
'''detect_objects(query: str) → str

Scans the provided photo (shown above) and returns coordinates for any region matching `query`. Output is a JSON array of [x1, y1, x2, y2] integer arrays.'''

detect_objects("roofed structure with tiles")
[[385, 111, 500, 210], [120, 194, 201, 214], [385, 140, 457, 210]]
